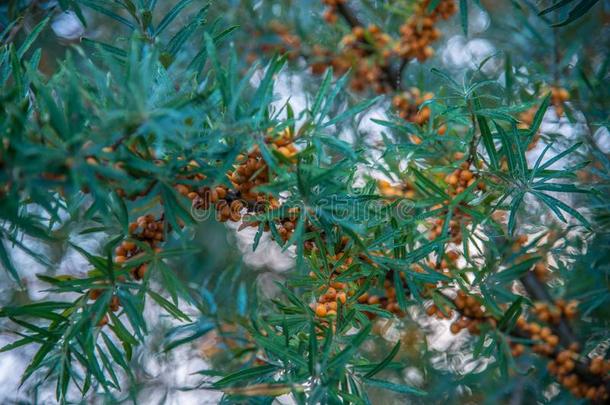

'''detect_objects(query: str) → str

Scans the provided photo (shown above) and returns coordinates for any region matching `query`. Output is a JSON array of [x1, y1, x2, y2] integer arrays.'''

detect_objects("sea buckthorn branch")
[[1, 3, 606, 400], [519, 271, 578, 346], [445, 237, 609, 401], [371, 132, 605, 399], [465, 98, 481, 165], [506, 234, 581, 348], [430, 279, 609, 401], [332, 1, 402, 90], [349, 182, 609, 402], [315, 1, 457, 93], [80, 128, 302, 330]]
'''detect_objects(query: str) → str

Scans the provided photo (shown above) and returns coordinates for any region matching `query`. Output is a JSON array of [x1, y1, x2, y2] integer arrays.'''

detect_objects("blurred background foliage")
[[0, 0, 609, 404]]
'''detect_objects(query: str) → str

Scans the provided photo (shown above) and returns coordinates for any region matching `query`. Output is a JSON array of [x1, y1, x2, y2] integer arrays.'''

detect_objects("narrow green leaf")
[[552, 0, 599, 27], [213, 365, 278, 388], [460, 0, 468, 36], [507, 192, 524, 235], [497, 297, 523, 332], [311, 68, 334, 118], [328, 322, 372, 369], [148, 290, 192, 322], [536, 142, 582, 173], [18, 16, 50, 58], [363, 341, 401, 378], [0, 238, 21, 285], [155, 0, 196, 35], [79, 1, 135, 29], [474, 99, 498, 169], [526, 93, 551, 141], [539, 0, 575, 15], [533, 191, 591, 228], [363, 378, 427, 396], [324, 96, 380, 127]]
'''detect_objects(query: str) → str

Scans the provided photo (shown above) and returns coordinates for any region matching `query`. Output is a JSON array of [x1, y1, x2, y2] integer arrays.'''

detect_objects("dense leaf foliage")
[[0, 0, 609, 404]]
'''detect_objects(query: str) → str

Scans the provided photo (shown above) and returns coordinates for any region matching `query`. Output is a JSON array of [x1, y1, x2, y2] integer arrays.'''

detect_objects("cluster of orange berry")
[[89, 215, 166, 327], [321, 0, 346, 24], [311, 246, 408, 319], [115, 215, 165, 279], [377, 179, 416, 199], [362, 271, 408, 316], [392, 88, 434, 125], [342, 25, 394, 93], [341, 25, 393, 56], [532, 300, 579, 324], [515, 317, 561, 355], [190, 185, 242, 222], [188, 130, 297, 225], [444, 157, 485, 196], [548, 349, 609, 401], [357, 282, 405, 317], [230, 147, 271, 200], [310, 24, 395, 93], [275, 208, 300, 242], [550, 86, 570, 117], [427, 207, 468, 244], [313, 282, 350, 318], [425, 301, 454, 320], [394, 0, 456, 62], [310, 250, 354, 318], [448, 291, 497, 334]]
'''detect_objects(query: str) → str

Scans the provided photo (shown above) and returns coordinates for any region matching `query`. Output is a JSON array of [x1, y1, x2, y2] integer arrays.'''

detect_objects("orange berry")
[[460, 170, 474, 182], [122, 241, 136, 251], [546, 334, 559, 347], [337, 292, 347, 304], [97, 314, 109, 327], [137, 264, 148, 280], [367, 295, 380, 305], [109, 295, 120, 312], [89, 288, 102, 300], [315, 304, 327, 317]]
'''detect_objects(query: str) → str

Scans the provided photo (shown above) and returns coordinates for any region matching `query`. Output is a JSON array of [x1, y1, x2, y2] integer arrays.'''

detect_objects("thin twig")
[[466, 99, 480, 164]]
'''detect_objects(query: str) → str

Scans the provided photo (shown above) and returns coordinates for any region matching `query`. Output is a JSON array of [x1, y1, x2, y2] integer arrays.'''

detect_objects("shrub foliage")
[[0, 0, 609, 403]]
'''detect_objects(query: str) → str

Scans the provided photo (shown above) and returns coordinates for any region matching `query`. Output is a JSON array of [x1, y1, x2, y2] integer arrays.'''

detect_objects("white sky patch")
[[593, 126, 610, 153], [51, 11, 85, 41], [442, 35, 500, 75]]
